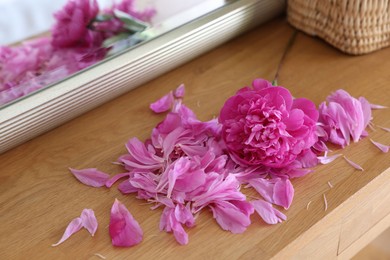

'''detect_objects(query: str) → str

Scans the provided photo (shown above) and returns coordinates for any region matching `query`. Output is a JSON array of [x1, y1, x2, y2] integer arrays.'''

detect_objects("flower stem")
[[272, 30, 298, 86]]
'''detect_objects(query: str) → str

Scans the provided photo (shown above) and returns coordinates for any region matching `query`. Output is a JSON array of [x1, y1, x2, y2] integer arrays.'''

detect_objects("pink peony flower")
[[318, 89, 372, 147], [51, 0, 100, 48], [219, 79, 318, 169]]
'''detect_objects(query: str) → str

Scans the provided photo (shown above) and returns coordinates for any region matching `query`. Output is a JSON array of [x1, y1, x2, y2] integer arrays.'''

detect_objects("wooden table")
[[1, 18, 389, 259]]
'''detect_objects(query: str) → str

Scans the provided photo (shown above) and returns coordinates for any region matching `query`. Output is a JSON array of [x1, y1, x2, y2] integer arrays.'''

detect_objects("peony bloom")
[[51, 0, 100, 48], [219, 79, 318, 169], [318, 89, 372, 147]]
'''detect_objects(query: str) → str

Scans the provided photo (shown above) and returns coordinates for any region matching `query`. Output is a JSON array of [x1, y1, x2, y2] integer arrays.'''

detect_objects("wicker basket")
[[287, 0, 390, 55]]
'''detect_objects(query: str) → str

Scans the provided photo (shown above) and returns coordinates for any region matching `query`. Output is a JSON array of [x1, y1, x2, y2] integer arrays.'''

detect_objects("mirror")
[[0, 0, 231, 107]]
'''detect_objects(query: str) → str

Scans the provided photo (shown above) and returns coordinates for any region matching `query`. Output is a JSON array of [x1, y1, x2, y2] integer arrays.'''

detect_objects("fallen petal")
[[378, 125, 390, 132], [109, 199, 143, 247], [174, 84, 185, 98], [150, 92, 174, 113], [370, 139, 389, 153], [343, 156, 364, 171], [370, 103, 387, 109], [317, 154, 342, 164], [69, 168, 110, 188], [323, 194, 328, 211], [105, 172, 131, 188], [52, 217, 83, 246], [251, 199, 286, 224], [80, 209, 98, 236]]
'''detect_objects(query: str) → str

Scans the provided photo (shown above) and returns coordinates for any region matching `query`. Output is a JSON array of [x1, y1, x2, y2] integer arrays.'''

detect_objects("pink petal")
[[343, 156, 364, 171], [370, 139, 389, 153], [251, 199, 286, 224], [118, 180, 138, 194], [317, 154, 342, 164], [80, 209, 98, 236], [105, 172, 131, 188], [159, 206, 189, 245], [378, 125, 390, 132], [109, 199, 143, 247], [52, 217, 83, 246], [150, 92, 174, 113], [273, 179, 294, 210], [69, 168, 110, 187], [174, 84, 185, 98], [370, 103, 387, 109]]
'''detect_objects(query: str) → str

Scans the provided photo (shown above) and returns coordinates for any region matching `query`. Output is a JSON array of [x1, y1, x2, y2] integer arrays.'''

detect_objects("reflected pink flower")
[[219, 79, 318, 169], [51, 0, 100, 48]]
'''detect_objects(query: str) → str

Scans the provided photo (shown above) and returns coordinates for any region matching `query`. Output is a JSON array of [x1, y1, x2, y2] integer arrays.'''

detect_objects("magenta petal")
[[69, 168, 110, 187], [370, 139, 389, 153], [343, 156, 364, 171], [273, 179, 294, 210], [52, 217, 83, 246], [174, 84, 185, 98], [251, 199, 286, 224], [80, 209, 98, 236], [118, 180, 138, 194], [109, 199, 143, 247], [150, 92, 174, 113]]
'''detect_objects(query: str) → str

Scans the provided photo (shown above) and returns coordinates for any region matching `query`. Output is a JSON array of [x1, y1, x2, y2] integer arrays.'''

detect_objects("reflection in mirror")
[[0, 0, 229, 107]]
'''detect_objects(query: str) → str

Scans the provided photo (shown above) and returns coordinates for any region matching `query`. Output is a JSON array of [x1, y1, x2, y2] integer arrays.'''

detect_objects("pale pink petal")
[[150, 92, 174, 113], [251, 199, 286, 224], [80, 209, 98, 236], [174, 84, 185, 98], [52, 217, 83, 246], [159, 206, 189, 245], [370, 139, 389, 153], [109, 199, 143, 247], [378, 125, 390, 132], [118, 180, 138, 194], [317, 154, 342, 164], [370, 103, 387, 109], [69, 168, 110, 187], [210, 200, 254, 233], [343, 156, 364, 171]]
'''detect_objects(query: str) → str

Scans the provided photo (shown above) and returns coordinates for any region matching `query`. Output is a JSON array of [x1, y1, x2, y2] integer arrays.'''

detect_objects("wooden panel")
[[0, 18, 389, 259]]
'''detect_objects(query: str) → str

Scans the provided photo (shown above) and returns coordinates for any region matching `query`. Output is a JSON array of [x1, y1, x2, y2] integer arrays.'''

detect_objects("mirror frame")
[[0, 0, 285, 153]]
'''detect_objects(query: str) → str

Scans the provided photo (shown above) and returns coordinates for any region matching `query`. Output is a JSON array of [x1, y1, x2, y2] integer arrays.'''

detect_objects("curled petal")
[[370, 103, 387, 109], [109, 199, 143, 247], [52, 217, 83, 247], [80, 209, 98, 236], [69, 168, 110, 187], [370, 139, 389, 153], [343, 156, 364, 171], [174, 84, 185, 98], [150, 92, 174, 113], [317, 154, 342, 164], [251, 199, 286, 224], [105, 172, 131, 188]]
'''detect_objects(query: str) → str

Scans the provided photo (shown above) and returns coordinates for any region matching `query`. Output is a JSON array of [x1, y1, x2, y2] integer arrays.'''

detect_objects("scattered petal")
[[174, 84, 185, 98], [306, 201, 312, 210], [94, 253, 106, 259], [317, 154, 342, 164], [109, 199, 143, 247], [251, 199, 286, 224], [69, 168, 110, 188], [370, 139, 389, 153], [52, 217, 83, 247], [370, 103, 387, 109], [327, 181, 333, 188], [343, 156, 364, 171], [378, 125, 390, 132], [105, 172, 131, 188], [150, 92, 174, 113], [323, 194, 328, 211], [80, 209, 98, 236]]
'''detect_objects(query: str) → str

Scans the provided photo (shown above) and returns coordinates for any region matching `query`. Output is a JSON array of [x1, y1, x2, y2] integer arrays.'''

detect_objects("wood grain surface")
[[1, 18, 389, 259]]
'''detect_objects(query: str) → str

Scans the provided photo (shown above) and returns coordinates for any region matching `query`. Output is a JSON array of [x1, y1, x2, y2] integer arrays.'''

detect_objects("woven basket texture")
[[287, 0, 390, 55]]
